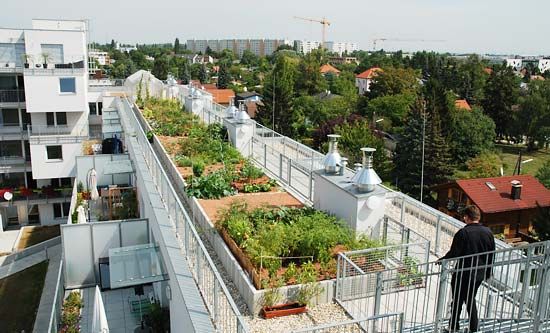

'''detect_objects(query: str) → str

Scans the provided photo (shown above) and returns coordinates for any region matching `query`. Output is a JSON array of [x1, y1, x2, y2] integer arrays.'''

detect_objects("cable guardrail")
[[119, 97, 248, 332]]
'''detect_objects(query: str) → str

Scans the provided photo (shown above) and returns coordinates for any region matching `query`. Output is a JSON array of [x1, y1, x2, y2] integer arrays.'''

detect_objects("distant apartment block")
[[88, 50, 111, 76], [296, 40, 358, 55], [115, 42, 137, 53], [186, 39, 293, 57]]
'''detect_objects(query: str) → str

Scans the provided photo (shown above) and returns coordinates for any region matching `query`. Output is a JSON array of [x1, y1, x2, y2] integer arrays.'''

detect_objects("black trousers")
[[449, 275, 483, 332]]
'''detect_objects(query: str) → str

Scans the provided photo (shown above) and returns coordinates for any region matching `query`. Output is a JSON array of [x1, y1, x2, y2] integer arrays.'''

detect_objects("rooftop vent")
[[485, 182, 497, 191], [323, 134, 342, 174], [511, 180, 522, 200], [225, 99, 238, 118], [235, 103, 251, 124], [350, 163, 362, 183], [354, 147, 382, 193]]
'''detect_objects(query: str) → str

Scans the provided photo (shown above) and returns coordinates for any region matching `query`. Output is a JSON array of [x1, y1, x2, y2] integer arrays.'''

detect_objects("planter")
[[24, 63, 29, 69], [261, 302, 307, 319], [42, 63, 48, 69]]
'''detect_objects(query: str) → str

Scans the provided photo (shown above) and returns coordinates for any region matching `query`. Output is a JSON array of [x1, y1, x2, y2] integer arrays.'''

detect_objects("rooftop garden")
[[140, 98, 279, 199]]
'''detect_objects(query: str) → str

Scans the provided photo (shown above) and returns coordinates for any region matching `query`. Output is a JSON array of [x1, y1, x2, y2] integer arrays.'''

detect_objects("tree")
[[335, 120, 392, 179], [110, 39, 116, 50], [152, 55, 169, 80], [482, 64, 520, 138], [517, 80, 550, 150], [256, 55, 297, 135], [462, 152, 502, 179], [393, 99, 453, 202], [199, 63, 208, 83], [240, 50, 259, 66], [180, 62, 191, 84], [536, 160, 550, 189], [455, 54, 488, 105], [295, 50, 327, 96], [217, 62, 229, 89], [365, 93, 415, 128], [532, 204, 550, 241], [447, 107, 496, 164], [174, 38, 180, 54], [368, 67, 420, 99], [328, 71, 357, 97]]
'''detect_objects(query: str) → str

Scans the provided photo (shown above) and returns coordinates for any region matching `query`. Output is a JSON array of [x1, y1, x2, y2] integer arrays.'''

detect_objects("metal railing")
[[47, 259, 65, 333], [27, 122, 88, 142], [336, 241, 550, 333], [118, 97, 248, 332], [293, 313, 404, 333], [0, 89, 25, 103]]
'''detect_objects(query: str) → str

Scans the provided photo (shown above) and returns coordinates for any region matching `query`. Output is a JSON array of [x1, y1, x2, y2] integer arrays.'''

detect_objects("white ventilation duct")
[[354, 147, 382, 193], [235, 103, 251, 124], [225, 98, 238, 118], [323, 134, 342, 174]]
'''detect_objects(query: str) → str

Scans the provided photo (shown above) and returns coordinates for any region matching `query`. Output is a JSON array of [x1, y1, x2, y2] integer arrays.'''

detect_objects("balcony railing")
[[23, 55, 86, 75], [0, 90, 25, 103], [28, 122, 88, 139], [0, 186, 72, 203]]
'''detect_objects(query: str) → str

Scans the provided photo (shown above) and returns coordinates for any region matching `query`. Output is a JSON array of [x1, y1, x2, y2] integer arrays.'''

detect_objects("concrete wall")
[[30, 142, 81, 179]]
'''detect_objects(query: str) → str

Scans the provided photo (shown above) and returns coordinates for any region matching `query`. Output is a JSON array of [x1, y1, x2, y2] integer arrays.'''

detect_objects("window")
[[56, 112, 67, 125], [0, 141, 22, 158], [89, 102, 97, 115], [1, 109, 20, 127], [0, 76, 16, 90], [52, 177, 71, 187], [46, 112, 67, 126], [59, 78, 76, 93], [46, 145, 62, 160], [53, 202, 71, 219], [46, 112, 55, 126]]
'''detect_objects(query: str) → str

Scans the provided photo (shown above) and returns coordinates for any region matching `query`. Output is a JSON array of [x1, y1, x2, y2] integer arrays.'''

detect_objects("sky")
[[2, 0, 549, 55]]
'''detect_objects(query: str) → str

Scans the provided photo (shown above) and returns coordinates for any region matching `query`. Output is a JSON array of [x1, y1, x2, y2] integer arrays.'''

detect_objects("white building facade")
[[0, 19, 89, 228]]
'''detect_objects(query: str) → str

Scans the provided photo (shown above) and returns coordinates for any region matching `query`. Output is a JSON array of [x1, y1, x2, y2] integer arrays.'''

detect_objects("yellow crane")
[[294, 16, 331, 47], [372, 38, 446, 51]]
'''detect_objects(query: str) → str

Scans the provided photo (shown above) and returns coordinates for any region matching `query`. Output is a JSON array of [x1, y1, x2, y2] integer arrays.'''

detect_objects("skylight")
[[485, 182, 497, 191]]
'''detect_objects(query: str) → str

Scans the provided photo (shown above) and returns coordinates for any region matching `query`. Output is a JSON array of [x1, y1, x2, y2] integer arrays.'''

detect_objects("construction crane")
[[372, 38, 446, 51], [294, 16, 331, 47]]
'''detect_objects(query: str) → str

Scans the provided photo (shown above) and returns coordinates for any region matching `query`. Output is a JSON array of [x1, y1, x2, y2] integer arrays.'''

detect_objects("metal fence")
[[119, 98, 248, 332], [336, 241, 550, 333], [47, 259, 65, 333], [293, 313, 404, 333]]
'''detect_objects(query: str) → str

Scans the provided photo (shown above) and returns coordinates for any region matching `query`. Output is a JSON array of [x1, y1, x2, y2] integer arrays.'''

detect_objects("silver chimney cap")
[[225, 99, 238, 118], [351, 163, 363, 183], [354, 147, 382, 193], [235, 104, 251, 124], [323, 134, 342, 174]]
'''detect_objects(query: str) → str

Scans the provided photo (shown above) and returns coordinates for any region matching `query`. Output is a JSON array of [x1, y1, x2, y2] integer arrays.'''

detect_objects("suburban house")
[[320, 64, 340, 76], [235, 91, 262, 118], [355, 67, 382, 95], [433, 175, 550, 239], [204, 87, 235, 106], [329, 56, 358, 65]]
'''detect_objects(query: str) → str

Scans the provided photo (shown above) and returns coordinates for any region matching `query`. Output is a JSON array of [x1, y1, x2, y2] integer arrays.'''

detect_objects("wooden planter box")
[[219, 228, 263, 289], [261, 302, 307, 319]]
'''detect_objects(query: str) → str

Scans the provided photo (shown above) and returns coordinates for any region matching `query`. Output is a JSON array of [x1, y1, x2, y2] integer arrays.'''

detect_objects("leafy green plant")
[[261, 277, 284, 308], [186, 170, 236, 199], [240, 160, 264, 180], [192, 160, 205, 177], [77, 181, 84, 193], [397, 256, 423, 287], [175, 155, 193, 167], [283, 262, 298, 282], [60, 291, 83, 333], [295, 264, 323, 306], [226, 215, 253, 246]]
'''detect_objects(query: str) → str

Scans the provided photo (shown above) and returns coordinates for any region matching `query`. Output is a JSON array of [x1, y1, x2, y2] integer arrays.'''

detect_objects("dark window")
[[56, 112, 67, 125], [21, 109, 30, 129], [60, 177, 71, 187], [46, 112, 55, 126], [63, 202, 70, 216], [0, 76, 16, 90], [17, 75, 24, 89], [0, 141, 22, 158], [89, 102, 97, 115], [46, 145, 62, 160], [24, 141, 30, 161], [98, 102, 103, 115], [1, 108, 19, 126], [59, 78, 76, 93], [53, 203, 61, 218]]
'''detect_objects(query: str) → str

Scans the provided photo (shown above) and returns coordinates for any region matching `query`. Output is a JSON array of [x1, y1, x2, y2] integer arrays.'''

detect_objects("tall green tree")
[[152, 55, 169, 80], [448, 107, 496, 164], [295, 50, 327, 96], [532, 204, 550, 241], [257, 55, 297, 135], [199, 63, 208, 83], [217, 62, 229, 89], [174, 38, 180, 54], [368, 67, 420, 99], [536, 160, 550, 189], [455, 54, 488, 105], [482, 64, 520, 138], [110, 39, 116, 49], [517, 80, 550, 150], [180, 62, 191, 84]]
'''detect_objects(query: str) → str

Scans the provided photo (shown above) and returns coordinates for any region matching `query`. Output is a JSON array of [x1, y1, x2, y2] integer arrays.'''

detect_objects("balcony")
[[0, 90, 25, 103], [0, 185, 72, 205], [27, 122, 88, 144], [22, 56, 86, 76]]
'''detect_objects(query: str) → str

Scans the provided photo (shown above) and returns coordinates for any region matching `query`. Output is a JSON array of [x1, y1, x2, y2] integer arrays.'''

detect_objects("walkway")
[[0, 247, 49, 279]]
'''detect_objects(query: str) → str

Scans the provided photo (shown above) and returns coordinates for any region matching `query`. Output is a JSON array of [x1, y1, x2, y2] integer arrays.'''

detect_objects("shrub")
[[186, 170, 236, 199], [225, 215, 253, 246], [240, 160, 264, 180], [175, 155, 192, 167], [60, 291, 83, 333], [192, 160, 205, 177]]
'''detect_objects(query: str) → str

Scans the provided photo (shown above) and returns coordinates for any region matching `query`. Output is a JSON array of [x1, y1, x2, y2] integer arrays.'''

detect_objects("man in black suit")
[[438, 205, 495, 333]]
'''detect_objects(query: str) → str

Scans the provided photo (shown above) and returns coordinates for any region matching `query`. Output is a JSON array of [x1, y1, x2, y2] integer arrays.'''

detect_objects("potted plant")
[[21, 54, 32, 68], [41, 52, 50, 68], [260, 277, 307, 319]]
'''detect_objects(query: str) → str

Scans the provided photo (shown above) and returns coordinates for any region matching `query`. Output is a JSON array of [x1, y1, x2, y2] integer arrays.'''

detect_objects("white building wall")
[[539, 59, 550, 73], [30, 142, 82, 179], [506, 59, 523, 71], [24, 74, 88, 113]]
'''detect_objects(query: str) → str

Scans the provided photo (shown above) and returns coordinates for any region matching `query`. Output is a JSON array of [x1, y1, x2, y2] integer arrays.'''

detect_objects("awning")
[[109, 243, 167, 289], [103, 160, 134, 175]]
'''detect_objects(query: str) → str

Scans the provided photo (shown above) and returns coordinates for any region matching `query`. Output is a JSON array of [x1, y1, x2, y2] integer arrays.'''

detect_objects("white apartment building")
[[88, 49, 110, 76], [186, 39, 293, 57], [0, 19, 90, 228], [296, 40, 358, 55], [506, 57, 550, 73]]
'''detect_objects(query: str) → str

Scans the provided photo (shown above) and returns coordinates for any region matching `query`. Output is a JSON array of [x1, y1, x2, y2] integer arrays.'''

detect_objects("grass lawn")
[[496, 144, 550, 176], [16, 225, 60, 250], [0, 261, 49, 332]]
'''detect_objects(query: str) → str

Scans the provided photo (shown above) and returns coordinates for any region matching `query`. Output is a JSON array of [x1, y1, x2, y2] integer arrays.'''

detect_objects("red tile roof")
[[484, 67, 493, 75], [456, 175, 550, 214], [454, 99, 472, 111], [320, 64, 340, 75], [356, 67, 382, 79], [204, 88, 235, 105]]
